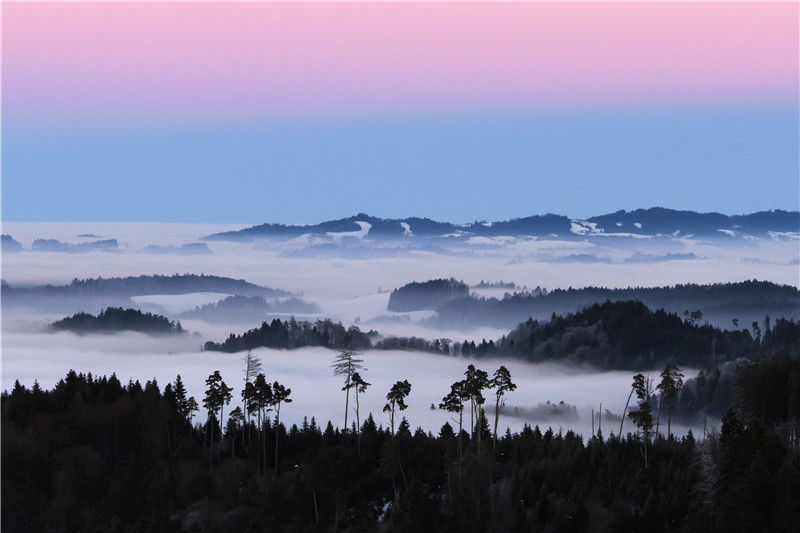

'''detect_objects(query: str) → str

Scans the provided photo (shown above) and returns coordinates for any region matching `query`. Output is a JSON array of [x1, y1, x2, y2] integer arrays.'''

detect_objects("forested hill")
[[387, 278, 469, 311], [179, 295, 320, 323], [5, 273, 285, 297], [492, 300, 798, 368], [380, 300, 800, 369], [1, 274, 289, 314], [50, 307, 184, 335], [203, 318, 374, 352], [202, 208, 799, 241], [206, 301, 800, 370], [430, 280, 800, 329]]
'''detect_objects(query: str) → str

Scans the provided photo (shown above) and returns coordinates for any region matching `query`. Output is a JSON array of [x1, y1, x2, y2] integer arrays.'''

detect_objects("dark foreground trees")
[[3, 355, 799, 532]]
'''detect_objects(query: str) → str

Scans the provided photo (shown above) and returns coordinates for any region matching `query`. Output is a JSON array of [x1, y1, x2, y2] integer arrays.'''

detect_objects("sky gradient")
[[2, 2, 798, 223]]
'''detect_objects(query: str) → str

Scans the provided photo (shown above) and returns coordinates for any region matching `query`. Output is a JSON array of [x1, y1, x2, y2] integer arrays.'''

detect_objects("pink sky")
[[3, 2, 798, 118]]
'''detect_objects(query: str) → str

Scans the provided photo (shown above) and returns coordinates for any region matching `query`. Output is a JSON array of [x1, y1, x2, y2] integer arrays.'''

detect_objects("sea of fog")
[[3, 221, 794, 438], [3, 222, 798, 302], [1, 330, 707, 438]]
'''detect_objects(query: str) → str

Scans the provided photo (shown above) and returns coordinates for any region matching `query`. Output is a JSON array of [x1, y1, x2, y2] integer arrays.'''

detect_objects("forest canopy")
[[429, 279, 800, 329], [210, 300, 800, 371], [50, 307, 184, 335], [387, 278, 469, 312], [2, 354, 797, 532], [203, 318, 374, 352]]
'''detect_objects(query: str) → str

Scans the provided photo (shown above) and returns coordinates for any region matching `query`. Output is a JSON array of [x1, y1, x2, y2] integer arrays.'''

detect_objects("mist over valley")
[[3, 213, 798, 440]]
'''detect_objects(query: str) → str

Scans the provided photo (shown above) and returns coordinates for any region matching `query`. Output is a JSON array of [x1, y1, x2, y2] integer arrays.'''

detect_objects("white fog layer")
[[3, 221, 797, 438], [1, 331, 705, 438]]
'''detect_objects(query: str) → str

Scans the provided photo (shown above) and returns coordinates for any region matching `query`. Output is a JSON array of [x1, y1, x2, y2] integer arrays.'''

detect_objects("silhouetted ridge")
[[202, 208, 799, 241], [31, 238, 118, 253], [206, 300, 800, 369], [50, 307, 183, 335], [203, 318, 374, 352], [1, 273, 289, 315], [430, 280, 800, 329], [3, 273, 286, 299], [1, 234, 23, 253], [586, 207, 800, 236], [180, 295, 319, 323], [387, 278, 469, 311]]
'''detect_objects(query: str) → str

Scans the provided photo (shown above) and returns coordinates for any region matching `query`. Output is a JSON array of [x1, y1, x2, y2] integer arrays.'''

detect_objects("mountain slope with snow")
[[202, 208, 799, 242]]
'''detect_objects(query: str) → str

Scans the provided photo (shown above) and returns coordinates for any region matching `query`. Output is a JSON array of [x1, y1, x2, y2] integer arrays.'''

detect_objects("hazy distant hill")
[[141, 242, 212, 255], [429, 280, 800, 329], [202, 208, 799, 242], [584, 208, 800, 238], [31, 238, 118, 253], [2, 274, 289, 314], [1, 234, 23, 253], [204, 318, 373, 352], [180, 295, 319, 323]]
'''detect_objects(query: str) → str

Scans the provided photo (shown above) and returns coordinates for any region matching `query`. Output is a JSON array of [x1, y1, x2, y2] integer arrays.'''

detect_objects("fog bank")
[[1, 331, 706, 438]]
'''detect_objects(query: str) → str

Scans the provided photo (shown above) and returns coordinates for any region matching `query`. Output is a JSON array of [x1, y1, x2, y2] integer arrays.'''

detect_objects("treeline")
[[387, 277, 469, 312], [373, 306, 800, 426], [3, 354, 798, 531], [430, 280, 800, 329], [1, 274, 288, 314], [33, 274, 286, 296], [493, 300, 757, 368], [382, 301, 800, 368], [208, 301, 800, 371], [19, 273, 284, 297], [473, 280, 518, 289], [50, 307, 184, 335], [374, 336, 455, 354], [676, 321, 800, 422], [31, 238, 119, 253], [204, 318, 375, 352], [180, 295, 320, 323]]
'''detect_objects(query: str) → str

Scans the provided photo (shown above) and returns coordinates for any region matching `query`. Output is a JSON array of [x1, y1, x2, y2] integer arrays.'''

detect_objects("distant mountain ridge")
[[203, 208, 799, 242]]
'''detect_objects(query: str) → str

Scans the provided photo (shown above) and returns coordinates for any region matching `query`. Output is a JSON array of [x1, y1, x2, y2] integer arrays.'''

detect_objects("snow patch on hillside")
[[327, 221, 372, 241], [570, 221, 601, 236]]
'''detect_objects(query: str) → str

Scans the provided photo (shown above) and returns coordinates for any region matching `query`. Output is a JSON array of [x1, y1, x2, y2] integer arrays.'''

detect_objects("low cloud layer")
[[2, 330, 706, 438], [2, 222, 789, 440]]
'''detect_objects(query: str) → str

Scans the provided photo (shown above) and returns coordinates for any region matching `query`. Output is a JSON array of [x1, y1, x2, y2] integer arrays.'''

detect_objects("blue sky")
[[3, 103, 798, 224]]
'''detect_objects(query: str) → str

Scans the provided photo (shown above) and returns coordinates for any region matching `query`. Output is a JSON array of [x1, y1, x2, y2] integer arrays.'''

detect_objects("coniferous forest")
[[51, 307, 185, 335], [3, 351, 798, 532], [205, 301, 800, 370]]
